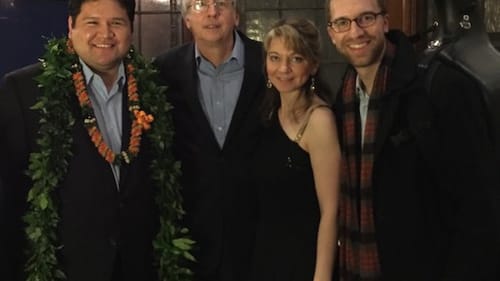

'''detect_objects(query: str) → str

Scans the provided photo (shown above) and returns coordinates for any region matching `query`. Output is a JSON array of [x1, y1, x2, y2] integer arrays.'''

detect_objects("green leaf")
[[172, 238, 194, 251], [27, 188, 36, 202], [55, 269, 66, 279], [28, 227, 42, 241], [25, 36, 193, 281], [183, 251, 196, 262], [39, 194, 49, 210]]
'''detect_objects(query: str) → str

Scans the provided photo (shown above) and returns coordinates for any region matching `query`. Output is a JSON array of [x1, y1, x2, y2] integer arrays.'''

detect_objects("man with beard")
[[326, 0, 500, 280]]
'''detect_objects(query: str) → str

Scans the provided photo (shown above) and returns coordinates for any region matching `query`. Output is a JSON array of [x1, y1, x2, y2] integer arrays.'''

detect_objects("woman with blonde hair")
[[252, 17, 341, 281]]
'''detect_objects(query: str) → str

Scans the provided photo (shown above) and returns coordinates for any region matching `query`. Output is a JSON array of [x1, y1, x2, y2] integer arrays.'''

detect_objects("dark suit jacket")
[[317, 62, 347, 104], [0, 63, 159, 281], [335, 30, 500, 281], [154, 31, 265, 281], [0, 176, 7, 279]]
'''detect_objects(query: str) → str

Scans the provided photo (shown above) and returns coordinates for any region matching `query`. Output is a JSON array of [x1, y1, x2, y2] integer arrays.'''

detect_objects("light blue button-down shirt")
[[195, 32, 245, 148], [356, 75, 370, 147], [81, 60, 125, 187]]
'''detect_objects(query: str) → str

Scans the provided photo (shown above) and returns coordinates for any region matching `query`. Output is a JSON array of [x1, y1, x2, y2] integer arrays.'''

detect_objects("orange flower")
[[130, 138, 141, 148], [105, 150, 115, 163], [75, 80, 85, 89], [128, 85, 138, 96], [131, 122, 142, 134], [134, 110, 154, 131], [71, 60, 148, 166], [88, 126, 97, 135], [98, 142, 108, 155], [91, 130, 103, 144], [72, 72, 83, 81], [129, 143, 140, 154], [78, 92, 89, 105]]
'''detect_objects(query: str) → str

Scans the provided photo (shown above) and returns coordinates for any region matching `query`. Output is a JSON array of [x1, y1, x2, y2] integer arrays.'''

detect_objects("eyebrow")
[[80, 16, 128, 22], [333, 10, 375, 20], [110, 18, 128, 23], [267, 51, 303, 57]]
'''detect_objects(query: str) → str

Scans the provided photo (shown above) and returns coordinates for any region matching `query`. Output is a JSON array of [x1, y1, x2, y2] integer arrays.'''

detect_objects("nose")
[[348, 20, 365, 37], [100, 23, 114, 38], [278, 59, 291, 72], [206, 2, 220, 16]]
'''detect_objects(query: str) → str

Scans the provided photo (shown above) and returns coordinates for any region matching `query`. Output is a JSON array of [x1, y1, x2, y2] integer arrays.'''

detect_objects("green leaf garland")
[[24, 37, 194, 281]]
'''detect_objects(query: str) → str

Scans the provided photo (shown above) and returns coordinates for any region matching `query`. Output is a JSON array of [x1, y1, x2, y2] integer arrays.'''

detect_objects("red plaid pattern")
[[338, 40, 396, 281]]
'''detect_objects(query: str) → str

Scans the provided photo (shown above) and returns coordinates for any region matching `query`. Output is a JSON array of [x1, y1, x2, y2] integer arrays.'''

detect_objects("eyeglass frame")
[[327, 11, 386, 33], [187, 0, 234, 13]]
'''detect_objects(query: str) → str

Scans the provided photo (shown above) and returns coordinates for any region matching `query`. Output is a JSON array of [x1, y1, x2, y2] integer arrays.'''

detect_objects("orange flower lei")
[[70, 45, 154, 165], [25, 37, 193, 281]]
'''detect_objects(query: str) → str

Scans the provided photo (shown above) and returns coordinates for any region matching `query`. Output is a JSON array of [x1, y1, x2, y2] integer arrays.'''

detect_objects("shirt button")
[[217, 126, 223, 131]]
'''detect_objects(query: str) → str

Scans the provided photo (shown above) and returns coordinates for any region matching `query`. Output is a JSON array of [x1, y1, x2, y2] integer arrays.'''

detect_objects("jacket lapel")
[[373, 32, 418, 160], [223, 34, 263, 149], [182, 44, 221, 150], [119, 83, 132, 191], [373, 93, 400, 159]]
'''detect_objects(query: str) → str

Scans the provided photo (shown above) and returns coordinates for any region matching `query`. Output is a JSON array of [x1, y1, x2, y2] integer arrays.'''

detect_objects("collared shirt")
[[195, 31, 245, 148], [356, 75, 370, 147], [81, 59, 125, 188]]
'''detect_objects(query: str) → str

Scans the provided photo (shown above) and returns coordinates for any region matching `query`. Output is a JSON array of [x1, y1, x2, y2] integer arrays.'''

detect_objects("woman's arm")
[[301, 106, 341, 281]]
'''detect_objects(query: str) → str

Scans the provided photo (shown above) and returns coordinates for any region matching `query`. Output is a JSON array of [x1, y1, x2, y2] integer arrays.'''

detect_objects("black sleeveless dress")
[[251, 111, 321, 281]]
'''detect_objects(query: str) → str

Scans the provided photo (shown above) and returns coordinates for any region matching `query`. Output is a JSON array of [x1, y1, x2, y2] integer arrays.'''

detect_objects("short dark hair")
[[68, 0, 136, 29], [325, 0, 386, 21]]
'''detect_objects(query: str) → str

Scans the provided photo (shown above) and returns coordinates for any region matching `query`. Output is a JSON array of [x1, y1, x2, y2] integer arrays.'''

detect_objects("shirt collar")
[[79, 58, 125, 88], [355, 75, 369, 99], [195, 31, 245, 67]]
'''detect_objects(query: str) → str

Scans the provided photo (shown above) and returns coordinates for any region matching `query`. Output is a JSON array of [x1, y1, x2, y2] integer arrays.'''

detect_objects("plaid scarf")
[[338, 40, 395, 281]]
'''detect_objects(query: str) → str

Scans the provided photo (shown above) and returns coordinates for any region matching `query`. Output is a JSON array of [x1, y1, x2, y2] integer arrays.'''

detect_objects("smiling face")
[[327, 0, 388, 71], [68, 0, 132, 76], [266, 37, 317, 96], [183, 0, 239, 46]]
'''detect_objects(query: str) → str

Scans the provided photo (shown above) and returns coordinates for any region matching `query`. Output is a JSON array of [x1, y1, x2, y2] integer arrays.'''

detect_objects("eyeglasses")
[[327, 11, 385, 33], [188, 0, 234, 13]]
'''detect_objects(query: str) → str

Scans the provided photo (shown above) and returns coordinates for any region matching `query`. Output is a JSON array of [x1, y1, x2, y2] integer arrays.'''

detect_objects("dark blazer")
[[154, 31, 265, 281], [0, 63, 159, 281], [0, 176, 7, 279], [335, 30, 500, 281], [317, 62, 347, 104]]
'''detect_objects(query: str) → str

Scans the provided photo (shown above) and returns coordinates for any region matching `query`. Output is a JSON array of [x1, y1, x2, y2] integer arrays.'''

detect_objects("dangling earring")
[[266, 79, 273, 89], [310, 77, 316, 92]]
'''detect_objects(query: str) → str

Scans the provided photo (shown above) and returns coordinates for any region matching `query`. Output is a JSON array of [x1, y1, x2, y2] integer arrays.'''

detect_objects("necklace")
[[24, 37, 194, 281], [71, 60, 153, 165]]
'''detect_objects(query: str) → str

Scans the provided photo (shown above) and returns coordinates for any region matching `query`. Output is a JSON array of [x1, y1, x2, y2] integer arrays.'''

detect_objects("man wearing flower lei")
[[0, 0, 193, 281]]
